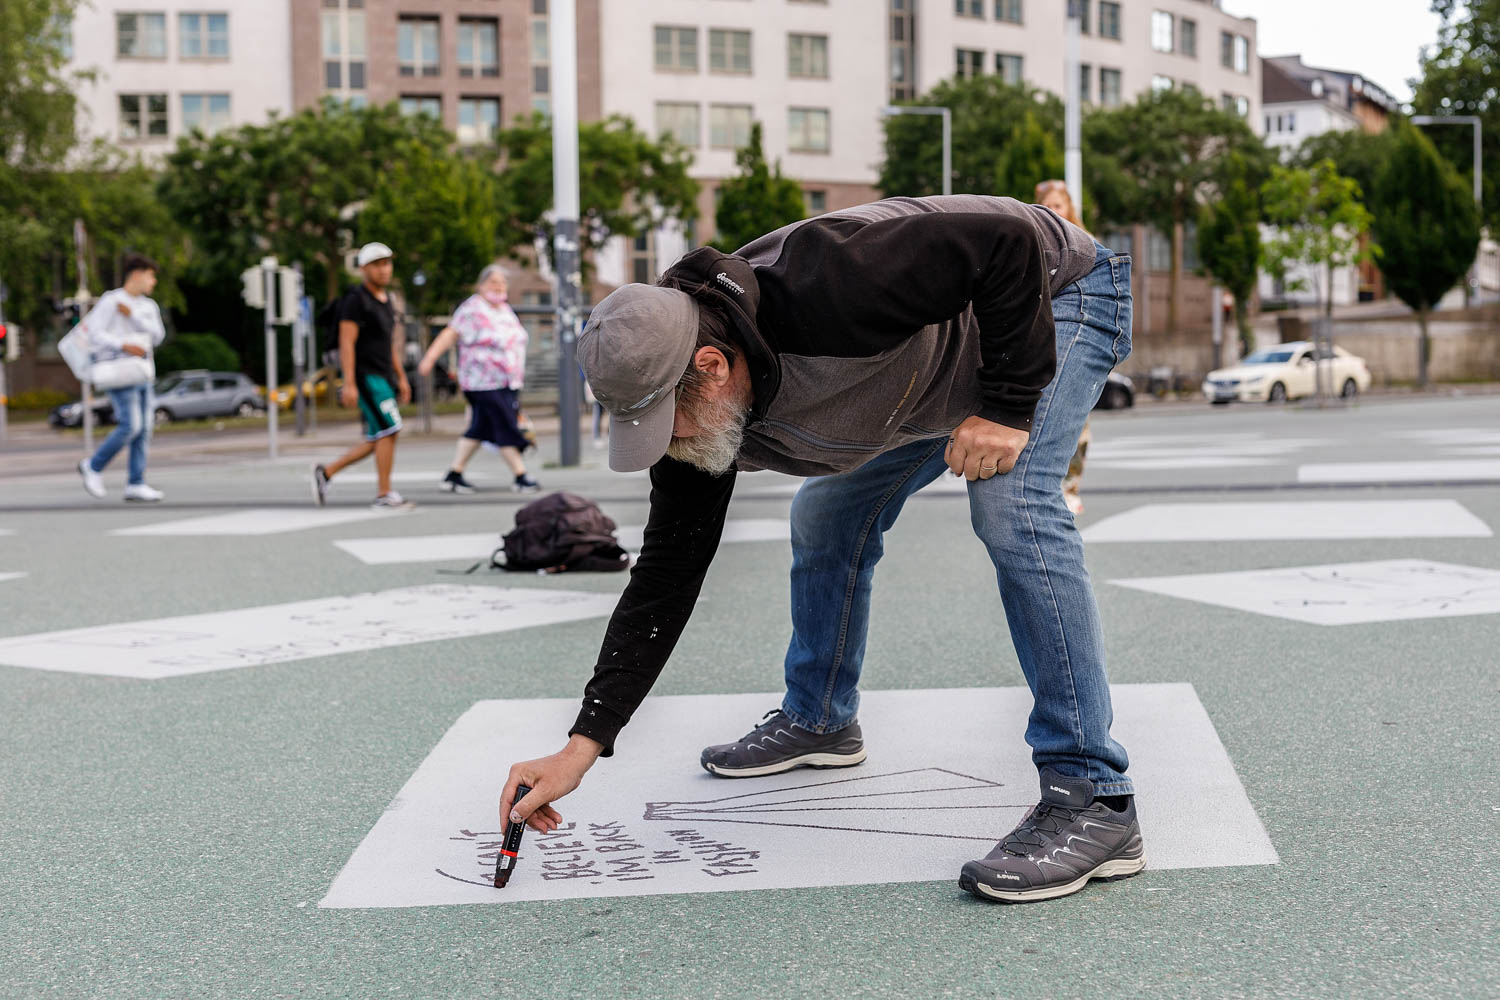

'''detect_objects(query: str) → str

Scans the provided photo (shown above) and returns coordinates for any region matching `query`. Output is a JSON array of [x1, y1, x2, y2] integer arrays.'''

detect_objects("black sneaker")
[[310, 464, 329, 508], [960, 767, 1144, 903], [700, 709, 867, 778], [442, 469, 476, 494], [512, 473, 541, 494]]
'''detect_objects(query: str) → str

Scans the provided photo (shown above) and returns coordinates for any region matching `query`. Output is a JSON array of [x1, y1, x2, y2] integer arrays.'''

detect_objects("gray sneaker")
[[700, 709, 867, 778], [960, 767, 1145, 903]]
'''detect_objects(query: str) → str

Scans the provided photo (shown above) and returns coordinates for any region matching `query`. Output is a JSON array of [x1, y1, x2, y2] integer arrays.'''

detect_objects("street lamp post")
[[1064, 0, 1084, 212], [1410, 114, 1483, 302], [879, 105, 951, 197]]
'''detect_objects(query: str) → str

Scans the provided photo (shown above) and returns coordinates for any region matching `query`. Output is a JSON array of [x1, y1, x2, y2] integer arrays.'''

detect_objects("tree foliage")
[[160, 100, 452, 302], [0, 0, 81, 169], [1369, 123, 1482, 386], [1412, 0, 1499, 232], [1085, 87, 1271, 333], [879, 76, 1064, 199], [1260, 159, 1374, 318], [492, 113, 699, 270], [359, 141, 502, 322], [1197, 152, 1267, 358], [710, 123, 805, 252]]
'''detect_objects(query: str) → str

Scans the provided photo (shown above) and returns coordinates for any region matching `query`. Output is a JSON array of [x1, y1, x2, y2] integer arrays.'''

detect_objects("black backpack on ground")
[[498, 492, 629, 573]]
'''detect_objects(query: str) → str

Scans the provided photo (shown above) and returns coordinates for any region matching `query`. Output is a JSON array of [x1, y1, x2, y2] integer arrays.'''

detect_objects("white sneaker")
[[78, 459, 106, 499], [123, 483, 165, 503], [371, 491, 414, 510]]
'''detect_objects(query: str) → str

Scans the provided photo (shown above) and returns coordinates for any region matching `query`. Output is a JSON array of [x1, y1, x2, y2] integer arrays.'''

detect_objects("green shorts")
[[355, 373, 403, 442]]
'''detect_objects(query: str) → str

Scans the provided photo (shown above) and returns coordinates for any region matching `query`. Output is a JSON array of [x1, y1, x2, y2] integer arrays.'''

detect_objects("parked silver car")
[[152, 371, 266, 424]]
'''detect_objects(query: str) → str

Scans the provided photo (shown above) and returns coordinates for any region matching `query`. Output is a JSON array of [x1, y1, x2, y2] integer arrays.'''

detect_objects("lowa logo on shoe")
[[1048, 785, 1073, 797]]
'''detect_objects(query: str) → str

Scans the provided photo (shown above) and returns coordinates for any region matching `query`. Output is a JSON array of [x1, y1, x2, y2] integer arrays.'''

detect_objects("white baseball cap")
[[357, 242, 393, 267]]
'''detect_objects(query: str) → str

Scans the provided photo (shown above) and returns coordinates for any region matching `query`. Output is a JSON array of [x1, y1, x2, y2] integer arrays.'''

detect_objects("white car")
[[1201, 341, 1372, 404]]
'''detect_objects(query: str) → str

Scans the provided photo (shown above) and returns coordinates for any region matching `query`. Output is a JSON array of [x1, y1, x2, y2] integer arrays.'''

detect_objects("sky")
[[1222, 0, 1446, 104]]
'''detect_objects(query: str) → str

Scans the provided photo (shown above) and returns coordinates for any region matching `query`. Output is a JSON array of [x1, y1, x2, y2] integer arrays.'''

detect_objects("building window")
[[995, 0, 1021, 23], [398, 17, 440, 77], [788, 33, 828, 78], [995, 53, 1023, 84], [457, 96, 499, 145], [709, 29, 751, 74], [890, 1, 915, 102], [322, 9, 366, 95], [1098, 1, 1120, 40], [532, 10, 550, 114], [179, 13, 229, 58], [708, 103, 753, 149], [1077, 0, 1090, 34], [1151, 75, 1173, 92], [1151, 11, 1173, 52], [1147, 228, 1172, 271], [787, 107, 830, 153], [116, 13, 166, 58], [1079, 62, 1092, 103], [805, 189, 827, 215], [180, 93, 230, 133], [1100, 67, 1122, 107], [654, 25, 698, 71], [399, 95, 441, 119], [955, 0, 982, 17], [458, 18, 499, 78], [1222, 93, 1248, 116], [1221, 32, 1249, 73], [119, 93, 168, 139], [655, 102, 700, 147], [955, 48, 983, 79], [1180, 18, 1197, 58]]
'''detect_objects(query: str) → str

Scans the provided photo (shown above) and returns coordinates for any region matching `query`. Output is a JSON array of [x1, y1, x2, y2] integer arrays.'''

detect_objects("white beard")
[[665, 390, 748, 476]]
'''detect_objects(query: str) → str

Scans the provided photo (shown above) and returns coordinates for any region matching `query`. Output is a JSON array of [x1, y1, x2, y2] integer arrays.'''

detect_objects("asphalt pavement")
[[1, 393, 1496, 999]]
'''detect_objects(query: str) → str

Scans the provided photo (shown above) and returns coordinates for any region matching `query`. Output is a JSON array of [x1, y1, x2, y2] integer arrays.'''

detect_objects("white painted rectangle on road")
[[334, 519, 792, 566], [0, 584, 617, 678], [1112, 559, 1500, 625], [0, 573, 26, 584], [1298, 460, 1500, 483], [112, 508, 402, 536], [320, 684, 1276, 908], [1082, 500, 1491, 543]]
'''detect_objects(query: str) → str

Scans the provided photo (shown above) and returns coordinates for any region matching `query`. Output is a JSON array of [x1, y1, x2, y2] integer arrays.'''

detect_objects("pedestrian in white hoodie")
[[77, 254, 167, 502]]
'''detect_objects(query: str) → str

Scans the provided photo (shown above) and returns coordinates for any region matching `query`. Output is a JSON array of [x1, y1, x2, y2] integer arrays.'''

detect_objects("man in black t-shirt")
[[310, 242, 413, 509]]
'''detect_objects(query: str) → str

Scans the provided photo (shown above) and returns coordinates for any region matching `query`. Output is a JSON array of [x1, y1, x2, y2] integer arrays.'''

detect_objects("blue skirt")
[[463, 388, 528, 449]]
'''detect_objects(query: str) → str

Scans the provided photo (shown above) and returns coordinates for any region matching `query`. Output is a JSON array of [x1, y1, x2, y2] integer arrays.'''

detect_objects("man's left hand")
[[945, 416, 1029, 481], [396, 377, 412, 405]]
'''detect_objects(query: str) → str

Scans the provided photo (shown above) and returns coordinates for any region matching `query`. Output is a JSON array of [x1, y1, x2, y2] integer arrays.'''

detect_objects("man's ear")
[[693, 346, 731, 385]]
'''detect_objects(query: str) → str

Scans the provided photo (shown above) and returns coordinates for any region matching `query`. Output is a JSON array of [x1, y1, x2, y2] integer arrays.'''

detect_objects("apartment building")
[[289, 0, 601, 146], [63, 0, 294, 154]]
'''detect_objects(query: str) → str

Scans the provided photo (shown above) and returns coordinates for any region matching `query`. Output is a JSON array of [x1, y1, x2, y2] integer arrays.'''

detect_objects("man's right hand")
[[339, 383, 358, 408], [501, 734, 604, 833]]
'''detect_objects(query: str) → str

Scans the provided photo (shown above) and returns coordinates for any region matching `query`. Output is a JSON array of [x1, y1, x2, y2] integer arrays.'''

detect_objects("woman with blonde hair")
[[418, 264, 540, 494], [1034, 179, 1091, 516]]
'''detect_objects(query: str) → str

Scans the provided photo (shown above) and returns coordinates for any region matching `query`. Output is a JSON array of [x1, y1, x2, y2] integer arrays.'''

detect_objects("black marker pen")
[[493, 784, 531, 888]]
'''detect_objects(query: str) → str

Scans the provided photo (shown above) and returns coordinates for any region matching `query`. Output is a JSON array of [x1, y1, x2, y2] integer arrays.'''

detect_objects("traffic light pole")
[[0, 282, 8, 445], [262, 256, 278, 460], [551, 0, 582, 466]]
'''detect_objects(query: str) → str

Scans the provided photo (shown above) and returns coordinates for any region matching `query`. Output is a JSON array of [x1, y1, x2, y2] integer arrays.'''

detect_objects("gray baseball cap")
[[579, 284, 700, 472]]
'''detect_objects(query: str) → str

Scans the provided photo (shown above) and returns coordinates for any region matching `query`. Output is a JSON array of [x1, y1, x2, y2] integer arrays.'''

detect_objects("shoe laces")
[[999, 801, 1083, 857], [742, 708, 788, 741]]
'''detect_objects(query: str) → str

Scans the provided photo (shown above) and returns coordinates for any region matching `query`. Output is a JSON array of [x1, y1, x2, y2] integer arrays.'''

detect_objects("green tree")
[[1369, 124, 1482, 387], [1260, 159, 1374, 319], [1411, 0, 1498, 233], [1291, 129, 1393, 206], [160, 100, 452, 303], [710, 123, 805, 252], [359, 141, 503, 323], [993, 111, 1065, 202], [879, 76, 1064, 199], [492, 113, 699, 270], [1085, 88, 1271, 333], [1197, 152, 1266, 359]]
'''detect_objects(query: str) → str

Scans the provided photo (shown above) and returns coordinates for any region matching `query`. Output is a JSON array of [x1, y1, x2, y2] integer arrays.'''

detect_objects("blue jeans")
[[781, 243, 1135, 795], [90, 384, 153, 485]]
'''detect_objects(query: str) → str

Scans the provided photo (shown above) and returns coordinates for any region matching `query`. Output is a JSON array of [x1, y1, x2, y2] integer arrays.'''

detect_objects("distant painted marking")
[[1395, 428, 1500, 446], [1113, 558, 1500, 625], [0, 572, 26, 584], [320, 684, 1276, 908], [0, 584, 616, 678], [1083, 500, 1491, 543], [112, 508, 400, 536], [1087, 456, 1277, 471], [1298, 460, 1500, 483], [334, 519, 791, 565]]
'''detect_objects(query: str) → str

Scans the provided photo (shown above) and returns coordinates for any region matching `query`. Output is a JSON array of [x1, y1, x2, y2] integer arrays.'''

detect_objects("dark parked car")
[[48, 395, 117, 428], [1093, 371, 1135, 410], [152, 371, 266, 424]]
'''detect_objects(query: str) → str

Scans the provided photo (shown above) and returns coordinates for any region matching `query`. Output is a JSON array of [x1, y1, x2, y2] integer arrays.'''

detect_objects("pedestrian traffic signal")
[[0, 323, 14, 362], [241, 267, 265, 309]]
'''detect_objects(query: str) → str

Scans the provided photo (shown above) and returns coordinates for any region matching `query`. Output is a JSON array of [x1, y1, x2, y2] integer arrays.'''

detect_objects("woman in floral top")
[[418, 265, 540, 493]]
